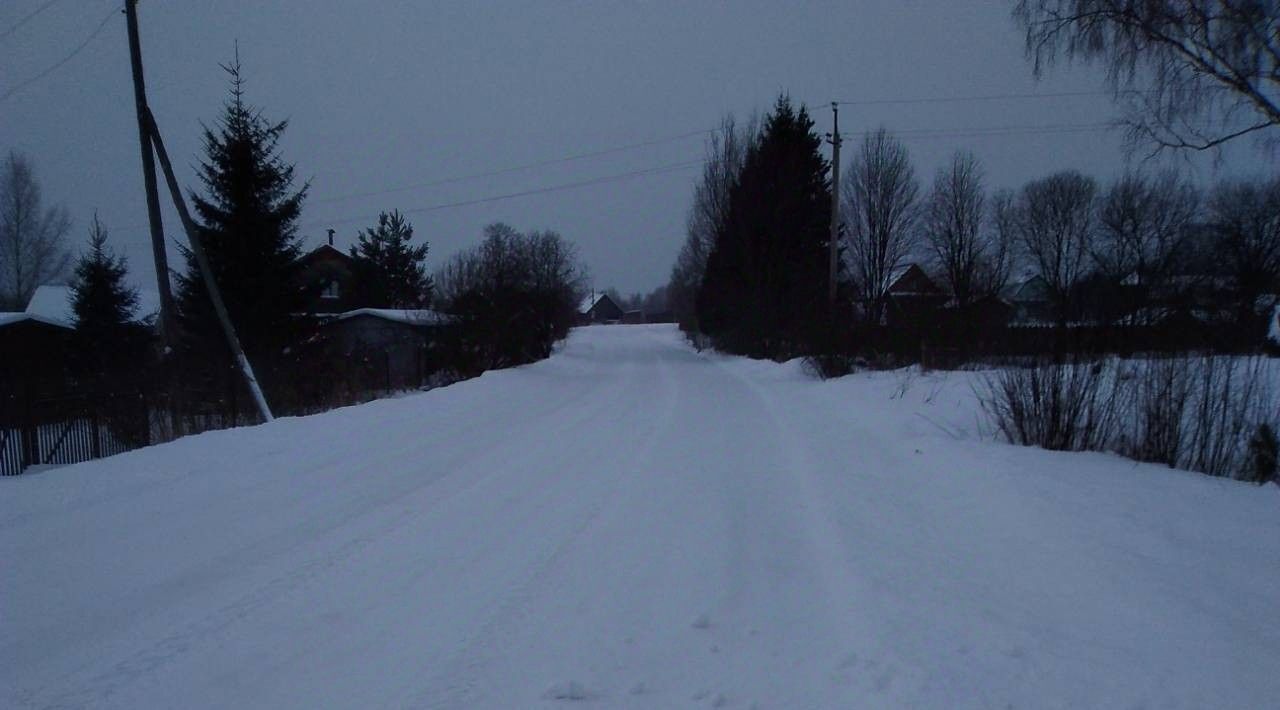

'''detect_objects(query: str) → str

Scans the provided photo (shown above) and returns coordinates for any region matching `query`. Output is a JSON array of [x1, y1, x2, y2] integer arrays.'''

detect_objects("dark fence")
[[0, 386, 150, 476]]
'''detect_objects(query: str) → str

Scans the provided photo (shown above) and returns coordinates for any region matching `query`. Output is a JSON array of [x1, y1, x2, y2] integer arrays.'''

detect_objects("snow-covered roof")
[[579, 293, 601, 315], [23, 283, 160, 328], [334, 308, 452, 326], [0, 312, 73, 330]]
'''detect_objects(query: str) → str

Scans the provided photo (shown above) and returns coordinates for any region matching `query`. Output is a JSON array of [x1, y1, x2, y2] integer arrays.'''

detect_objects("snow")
[[2, 324, 1278, 708], [0, 311, 72, 329], [23, 283, 160, 327], [333, 307, 452, 325]]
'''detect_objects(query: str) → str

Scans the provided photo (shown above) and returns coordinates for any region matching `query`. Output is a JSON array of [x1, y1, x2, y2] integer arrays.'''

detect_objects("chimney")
[[326, 228, 335, 247]]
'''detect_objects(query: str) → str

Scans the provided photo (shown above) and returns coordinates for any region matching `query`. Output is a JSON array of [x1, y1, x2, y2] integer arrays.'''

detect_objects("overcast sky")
[[2, 1, 1274, 297]]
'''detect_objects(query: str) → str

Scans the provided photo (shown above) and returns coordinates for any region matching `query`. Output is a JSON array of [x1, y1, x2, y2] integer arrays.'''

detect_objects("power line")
[[834, 89, 1120, 107], [840, 121, 1115, 140], [0, 5, 115, 104], [312, 128, 712, 206], [303, 158, 705, 230], [0, 0, 61, 41]]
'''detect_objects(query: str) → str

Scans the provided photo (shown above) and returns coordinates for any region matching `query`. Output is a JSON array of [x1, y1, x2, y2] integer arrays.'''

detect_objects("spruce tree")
[[175, 57, 307, 372], [70, 214, 140, 380], [697, 95, 833, 358], [349, 210, 433, 308]]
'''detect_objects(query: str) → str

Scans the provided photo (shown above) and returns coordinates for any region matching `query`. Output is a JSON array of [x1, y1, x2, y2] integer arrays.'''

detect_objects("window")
[[321, 280, 341, 300]]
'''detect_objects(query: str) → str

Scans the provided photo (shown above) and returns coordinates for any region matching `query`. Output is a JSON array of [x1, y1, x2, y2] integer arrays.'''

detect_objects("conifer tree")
[[349, 210, 433, 308], [70, 214, 140, 379], [175, 56, 307, 369], [697, 95, 833, 358]]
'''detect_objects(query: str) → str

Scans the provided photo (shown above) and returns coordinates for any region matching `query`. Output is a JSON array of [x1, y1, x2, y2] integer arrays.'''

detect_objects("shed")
[[319, 309, 451, 390]]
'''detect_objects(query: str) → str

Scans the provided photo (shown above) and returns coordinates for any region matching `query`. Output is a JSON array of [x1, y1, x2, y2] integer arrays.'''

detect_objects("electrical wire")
[[0, 0, 61, 42], [303, 158, 706, 230], [833, 89, 1122, 107], [312, 128, 712, 206], [0, 5, 116, 104]]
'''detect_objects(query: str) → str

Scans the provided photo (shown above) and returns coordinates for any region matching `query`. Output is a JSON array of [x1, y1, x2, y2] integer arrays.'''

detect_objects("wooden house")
[[578, 292, 624, 324]]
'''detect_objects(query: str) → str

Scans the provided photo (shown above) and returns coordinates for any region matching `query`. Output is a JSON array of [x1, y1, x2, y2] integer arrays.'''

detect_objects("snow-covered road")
[[4, 325, 1279, 708]]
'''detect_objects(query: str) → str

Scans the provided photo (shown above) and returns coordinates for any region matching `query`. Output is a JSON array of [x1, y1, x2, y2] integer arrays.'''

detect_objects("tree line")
[[2, 58, 587, 427], [666, 95, 1279, 364]]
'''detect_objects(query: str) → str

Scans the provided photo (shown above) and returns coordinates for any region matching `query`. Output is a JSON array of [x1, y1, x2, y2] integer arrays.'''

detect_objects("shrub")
[[1243, 423, 1279, 485]]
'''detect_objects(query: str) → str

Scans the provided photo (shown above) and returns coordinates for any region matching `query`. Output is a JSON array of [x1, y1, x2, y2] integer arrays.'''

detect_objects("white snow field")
[[3, 324, 1279, 709]]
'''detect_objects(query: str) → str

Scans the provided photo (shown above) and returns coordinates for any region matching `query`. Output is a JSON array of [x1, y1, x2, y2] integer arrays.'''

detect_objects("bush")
[[978, 356, 1120, 451], [1243, 423, 1279, 485], [433, 224, 587, 376], [980, 354, 1278, 481]]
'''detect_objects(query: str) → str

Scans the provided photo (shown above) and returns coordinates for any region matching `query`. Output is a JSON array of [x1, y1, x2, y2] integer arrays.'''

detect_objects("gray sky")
[[2, 0, 1273, 297]]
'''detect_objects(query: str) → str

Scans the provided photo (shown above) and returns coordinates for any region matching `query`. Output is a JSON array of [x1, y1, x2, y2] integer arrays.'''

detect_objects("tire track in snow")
[[12, 344, 649, 709], [412, 332, 683, 709]]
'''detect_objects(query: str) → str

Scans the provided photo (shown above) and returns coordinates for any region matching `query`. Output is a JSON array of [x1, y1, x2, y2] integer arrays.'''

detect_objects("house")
[[1, 284, 161, 388], [318, 309, 452, 390], [20, 283, 161, 329], [1004, 275, 1053, 325], [0, 311, 74, 387], [621, 310, 646, 325], [578, 292, 624, 324], [295, 237, 357, 314], [882, 263, 946, 327]]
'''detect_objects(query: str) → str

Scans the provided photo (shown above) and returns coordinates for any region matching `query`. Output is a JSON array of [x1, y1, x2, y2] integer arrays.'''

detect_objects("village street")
[[3, 325, 1278, 708]]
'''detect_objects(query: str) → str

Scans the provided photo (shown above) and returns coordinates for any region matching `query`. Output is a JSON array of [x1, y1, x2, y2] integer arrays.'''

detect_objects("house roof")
[[578, 292, 621, 315], [333, 308, 452, 326], [23, 284, 160, 328], [298, 243, 353, 266], [0, 311, 73, 330], [886, 263, 941, 296]]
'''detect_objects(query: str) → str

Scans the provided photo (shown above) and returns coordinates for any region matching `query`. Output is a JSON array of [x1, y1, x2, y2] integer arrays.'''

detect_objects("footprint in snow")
[[692, 613, 712, 630], [543, 681, 594, 702]]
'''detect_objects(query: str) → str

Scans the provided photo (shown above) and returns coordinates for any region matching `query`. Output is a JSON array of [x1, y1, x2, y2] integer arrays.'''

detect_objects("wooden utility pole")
[[124, 0, 176, 346], [145, 108, 275, 423], [827, 102, 842, 308]]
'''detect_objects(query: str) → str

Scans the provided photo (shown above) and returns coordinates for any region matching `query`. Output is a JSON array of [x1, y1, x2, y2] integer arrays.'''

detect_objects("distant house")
[[1004, 275, 1053, 325], [578, 292, 624, 324], [882, 263, 946, 327], [295, 240, 356, 314], [318, 308, 452, 390], [621, 310, 645, 325]]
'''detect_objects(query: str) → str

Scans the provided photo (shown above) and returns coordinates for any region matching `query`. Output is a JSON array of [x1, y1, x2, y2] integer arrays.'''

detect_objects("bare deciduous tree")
[[843, 128, 920, 323], [1094, 170, 1201, 319], [1014, 0, 1280, 154], [922, 151, 1011, 307], [1007, 170, 1098, 323], [1096, 171, 1200, 279], [669, 115, 757, 330], [0, 150, 71, 309], [1208, 175, 1280, 328]]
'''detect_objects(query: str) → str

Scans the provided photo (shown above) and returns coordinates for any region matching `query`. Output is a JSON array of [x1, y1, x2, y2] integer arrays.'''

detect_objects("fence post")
[[90, 396, 101, 459], [20, 379, 36, 472]]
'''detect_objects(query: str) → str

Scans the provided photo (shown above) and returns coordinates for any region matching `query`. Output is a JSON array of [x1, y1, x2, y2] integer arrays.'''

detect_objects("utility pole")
[[827, 102, 842, 309], [125, 0, 176, 346], [145, 108, 275, 423]]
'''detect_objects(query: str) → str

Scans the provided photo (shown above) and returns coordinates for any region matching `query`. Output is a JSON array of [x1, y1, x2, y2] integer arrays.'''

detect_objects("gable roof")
[[886, 263, 941, 295], [24, 284, 160, 328], [0, 311, 72, 330], [579, 292, 622, 316], [298, 243, 353, 268]]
